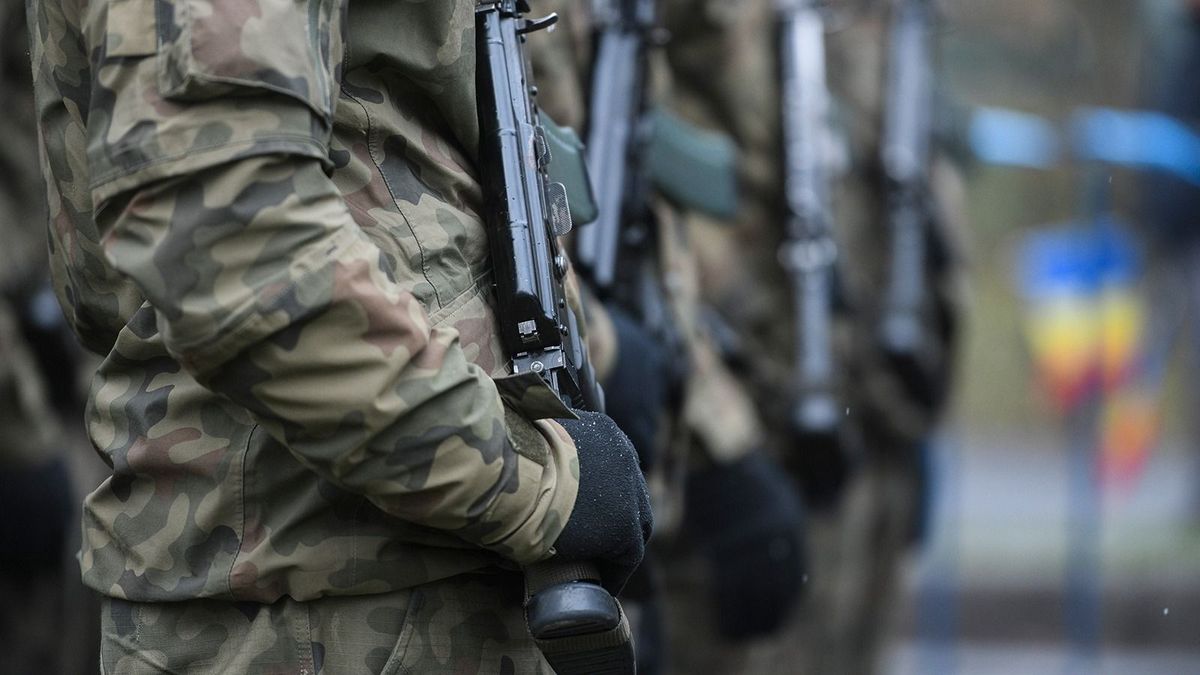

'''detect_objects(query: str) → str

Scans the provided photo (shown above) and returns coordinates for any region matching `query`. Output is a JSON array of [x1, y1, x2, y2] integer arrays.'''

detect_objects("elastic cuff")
[[483, 418, 580, 565]]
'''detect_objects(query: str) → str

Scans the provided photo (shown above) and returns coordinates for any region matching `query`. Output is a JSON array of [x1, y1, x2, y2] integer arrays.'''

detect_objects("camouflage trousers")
[[659, 440, 919, 675], [658, 535, 802, 675], [100, 572, 552, 674], [756, 440, 920, 675]]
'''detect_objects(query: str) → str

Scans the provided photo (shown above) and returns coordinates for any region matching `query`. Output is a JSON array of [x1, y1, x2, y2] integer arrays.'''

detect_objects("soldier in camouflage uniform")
[[0, 0, 57, 476], [662, 0, 967, 672], [0, 0, 100, 671], [27, 0, 653, 672], [811, 4, 967, 672], [527, 5, 809, 673]]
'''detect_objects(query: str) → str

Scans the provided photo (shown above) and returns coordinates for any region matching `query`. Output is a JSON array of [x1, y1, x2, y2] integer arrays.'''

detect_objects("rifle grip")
[[525, 560, 636, 674]]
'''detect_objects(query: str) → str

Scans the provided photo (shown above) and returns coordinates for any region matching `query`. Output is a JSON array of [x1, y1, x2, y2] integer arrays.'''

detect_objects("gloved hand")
[[683, 453, 806, 641], [600, 304, 675, 471], [553, 410, 654, 594], [789, 422, 854, 512]]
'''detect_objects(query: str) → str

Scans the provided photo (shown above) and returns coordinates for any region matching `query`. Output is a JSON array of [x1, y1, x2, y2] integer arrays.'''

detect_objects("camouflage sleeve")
[[84, 0, 577, 565]]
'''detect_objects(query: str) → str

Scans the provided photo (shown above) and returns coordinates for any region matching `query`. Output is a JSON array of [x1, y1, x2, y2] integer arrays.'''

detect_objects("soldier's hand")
[[553, 410, 654, 595], [600, 305, 675, 471], [789, 424, 855, 512], [683, 453, 806, 641]]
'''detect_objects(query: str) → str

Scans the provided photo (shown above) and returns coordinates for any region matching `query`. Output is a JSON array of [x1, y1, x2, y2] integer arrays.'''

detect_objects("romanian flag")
[[1017, 221, 1157, 487]]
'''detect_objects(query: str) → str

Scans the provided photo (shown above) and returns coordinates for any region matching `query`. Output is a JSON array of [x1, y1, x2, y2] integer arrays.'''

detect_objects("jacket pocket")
[[157, 0, 342, 120], [88, 0, 345, 206]]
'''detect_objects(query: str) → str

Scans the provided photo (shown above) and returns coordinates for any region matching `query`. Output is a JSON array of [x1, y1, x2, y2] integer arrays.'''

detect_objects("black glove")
[[789, 422, 854, 512], [600, 305, 674, 471], [0, 457, 73, 574], [683, 453, 806, 641], [553, 410, 653, 594]]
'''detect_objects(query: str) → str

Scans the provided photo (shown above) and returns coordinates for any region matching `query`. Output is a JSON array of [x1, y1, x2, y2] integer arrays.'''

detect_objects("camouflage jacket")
[[29, 0, 581, 602]]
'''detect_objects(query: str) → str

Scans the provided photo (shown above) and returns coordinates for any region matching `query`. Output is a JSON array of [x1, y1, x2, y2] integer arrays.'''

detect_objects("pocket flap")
[[158, 0, 340, 120]]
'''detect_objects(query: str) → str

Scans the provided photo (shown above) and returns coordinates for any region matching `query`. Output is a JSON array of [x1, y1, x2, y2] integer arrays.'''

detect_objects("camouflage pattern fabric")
[[30, 0, 582, 618], [804, 8, 967, 671], [100, 570, 553, 674]]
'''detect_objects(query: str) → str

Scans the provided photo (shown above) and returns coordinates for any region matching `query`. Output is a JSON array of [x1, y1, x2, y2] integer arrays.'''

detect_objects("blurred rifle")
[[574, 0, 654, 293], [573, 5, 683, 672], [778, 0, 842, 449], [475, 3, 634, 673], [574, 0, 682, 358], [878, 0, 949, 408]]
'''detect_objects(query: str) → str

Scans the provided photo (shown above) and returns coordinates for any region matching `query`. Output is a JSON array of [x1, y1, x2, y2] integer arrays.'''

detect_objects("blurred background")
[[887, 0, 1200, 672], [3, 1, 1200, 674]]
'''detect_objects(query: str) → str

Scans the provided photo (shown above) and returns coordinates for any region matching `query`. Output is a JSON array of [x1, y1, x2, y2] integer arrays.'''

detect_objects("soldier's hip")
[[99, 571, 551, 674]]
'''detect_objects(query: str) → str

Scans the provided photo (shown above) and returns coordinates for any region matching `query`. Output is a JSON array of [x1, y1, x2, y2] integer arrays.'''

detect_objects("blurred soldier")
[[653, 2, 822, 671], [811, 5, 967, 671], [530, 4, 809, 673], [27, 0, 654, 672], [0, 275, 74, 675], [0, 1, 102, 672], [662, 0, 968, 672], [0, 302, 72, 675]]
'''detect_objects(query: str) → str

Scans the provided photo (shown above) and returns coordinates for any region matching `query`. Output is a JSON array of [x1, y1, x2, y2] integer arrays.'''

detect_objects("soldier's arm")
[[84, 0, 576, 565]]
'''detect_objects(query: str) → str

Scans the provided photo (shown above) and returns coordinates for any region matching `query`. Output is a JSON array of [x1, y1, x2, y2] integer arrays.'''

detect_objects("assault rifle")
[[878, 0, 944, 407], [778, 0, 841, 449], [475, 2, 635, 673]]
